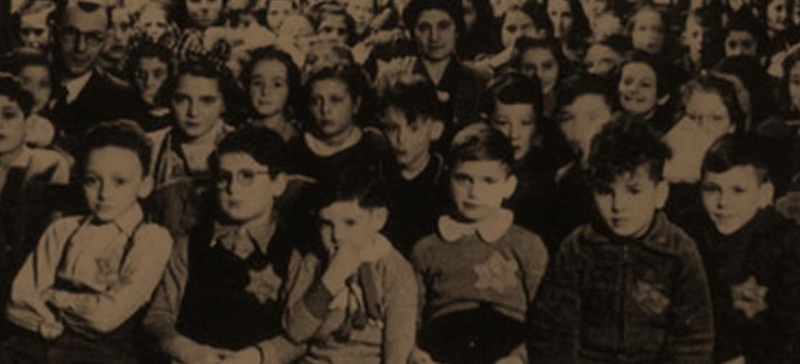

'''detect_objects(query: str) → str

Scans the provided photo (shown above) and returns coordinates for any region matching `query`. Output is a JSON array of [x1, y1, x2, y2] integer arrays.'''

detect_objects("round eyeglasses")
[[215, 169, 271, 188]]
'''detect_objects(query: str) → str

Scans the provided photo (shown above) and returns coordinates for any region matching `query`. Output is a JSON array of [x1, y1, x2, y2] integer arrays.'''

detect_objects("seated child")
[[412, 124, 549, 364], [377, 75, 447, 257], [528, 120, 714, 364], [0, 76, 70, 335], [143, 126, 304, 364], [289, 64, 388, 185], [283, 167, 417, 364], [1, 120, 173, 363], [697, 134, 800, 364], [486, 71, 557, 239]]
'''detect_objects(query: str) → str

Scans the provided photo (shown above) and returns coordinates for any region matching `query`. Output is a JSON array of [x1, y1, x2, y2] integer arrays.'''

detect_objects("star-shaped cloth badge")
[[245, 265, 282, 304], [632, 280, 670, 316], [473, 252, 520, 294], [731, 275, 769, 319]]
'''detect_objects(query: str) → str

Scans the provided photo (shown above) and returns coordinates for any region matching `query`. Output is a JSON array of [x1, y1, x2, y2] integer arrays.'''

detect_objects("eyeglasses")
[[215, 169, 271, 188], [58, 26, 107, 48]]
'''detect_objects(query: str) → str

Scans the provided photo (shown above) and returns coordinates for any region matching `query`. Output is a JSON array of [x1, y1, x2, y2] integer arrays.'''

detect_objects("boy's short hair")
[[315, 166, 389, 210], [378, 74, 445, 125], [702, 134, 770, 183], [485, 71, 543, 121], [0, 76, 34, 117], [555, 73, 615, 114], [210, 125, 288, 177], [76, 120, 152, 177], [588, 119, 672, 188], [447, 123, 515, 173]]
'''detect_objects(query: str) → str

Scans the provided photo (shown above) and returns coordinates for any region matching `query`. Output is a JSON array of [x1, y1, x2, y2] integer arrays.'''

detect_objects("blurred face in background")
[[584, 43, 622, 76], [581, 0, 607, 20], [463, 0, 478, 31], [104, 7, 134, 62], [347, 0, 374, 34], [618, 62, 658, 116], [138, 4, 169, 42], [18, 65, 52, 113], [519, 47, 559, 93], [185, 0, 223, 28], [789, 61, 800, 112], [267, 0, 295, 31], [20, 10, 51, 50], [134, 57, 169, 105], [557, 93, 612, 160], [766, 0, 788, 32], [501, 10, 536, 48], [547, 0, 574, 39], [631, 8, 664, 55], [248, 59, 290, 119], [317, 14, 349, 45], [724, 30, 758, 57]]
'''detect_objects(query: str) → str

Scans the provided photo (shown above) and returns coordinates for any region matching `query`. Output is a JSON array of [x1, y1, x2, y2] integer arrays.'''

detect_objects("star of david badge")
[[473, 252, 520, 294], [731, 275, 769, 319], [245, 265, 282, 304], [632, 280, 670, 316]]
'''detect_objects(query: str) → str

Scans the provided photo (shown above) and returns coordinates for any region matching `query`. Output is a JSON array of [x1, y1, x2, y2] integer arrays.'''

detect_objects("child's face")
[[619, 62, 658, 116], [682, 17, 704, 56], [216, 152, 286, 223], [702, 166, 771, 235], [450, 160, 517, 222], [309, 78, 358, 140], [789, 61, 800, 112], [766, 0, 788, 32], [172, 74, 225, 140], [584, 43, 622, 76], [267, 0, 296, 31], [631, 9, 664, 55], [594, 164, 668, 238], [414, 9, 458, 62], [492, 102, 536, 160], [347, 0, 374, 34], [105, 8, 134, 62], [558, 94, 612, 159], [381, 107, 441, 170], [592, 12, 622, 40], [547, 0, 574, 39], [502, 10, 536, 49], [317, 14, 349, 45], [249, 59, 290, 118], [138, 5, 169, 41], [685, 90, 734, 139], [278, 15, 313, 46], [581, 0, 608, 19], [724, 30, 757, 57], [318, 200, 387, 256], [520, 48, 559, 93], [134, 57, 169, 105], [0, 96, 27, 156], [186, 0, 223, 28], [18, 65, 52, 113], [19, 11, 51, 50], [83, 146, 150, 222]]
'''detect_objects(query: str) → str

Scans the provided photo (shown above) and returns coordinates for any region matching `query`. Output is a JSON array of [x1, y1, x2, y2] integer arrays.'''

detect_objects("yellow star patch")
[[245, 265, 282, 304], [731, 275, 769, 319], [473, 252, 520, 294]]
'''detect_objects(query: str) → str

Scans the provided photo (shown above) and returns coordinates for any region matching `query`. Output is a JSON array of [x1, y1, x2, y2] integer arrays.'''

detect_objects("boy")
[[143, 126, 304, 364], [282, 167, 417, 364], [0, 76, 70, 336], [485, 72, 556, 238], [543, 74, 616, 250], [1, 120, 173, 363], [528, 120, 714, 364], [697, 135, 800, 364], [377, 75, 447, 257], [411, 124, 548, 364]]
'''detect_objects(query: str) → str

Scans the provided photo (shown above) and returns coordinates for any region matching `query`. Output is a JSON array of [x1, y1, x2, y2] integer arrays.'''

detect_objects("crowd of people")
[[1, 0, 800, 363]]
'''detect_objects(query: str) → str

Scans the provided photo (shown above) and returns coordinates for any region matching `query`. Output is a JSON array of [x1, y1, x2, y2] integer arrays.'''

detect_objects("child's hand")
[[218, 346, 261, 364], [409, 347, 441, 364], [322, 245, 363, 292]]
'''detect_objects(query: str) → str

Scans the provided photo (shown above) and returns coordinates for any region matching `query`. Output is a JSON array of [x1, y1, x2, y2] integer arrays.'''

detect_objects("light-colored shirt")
[[7, 205, 173, 335]]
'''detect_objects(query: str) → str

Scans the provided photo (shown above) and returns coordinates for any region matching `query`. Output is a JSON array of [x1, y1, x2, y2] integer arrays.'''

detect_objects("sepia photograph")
[[0, 0, 799, 363]]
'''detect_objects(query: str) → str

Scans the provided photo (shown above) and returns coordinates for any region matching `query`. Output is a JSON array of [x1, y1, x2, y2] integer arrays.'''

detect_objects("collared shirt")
[[7, 204, 173, 335], [62, 71, 93, 104], [211, 212, 278, 258], [438, 209, 514, 243], [304, 128, 363, 158]]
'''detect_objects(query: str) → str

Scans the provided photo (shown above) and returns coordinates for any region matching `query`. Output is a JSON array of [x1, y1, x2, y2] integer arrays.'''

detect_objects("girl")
[[627, 4, 667, 56], [758, 0, 798, 55], [617, 51, 680, 133], [310, 4, 358, 46], [542, 0, 591, 63], [240, 46, 303, 143], [147, 61, 241, 236], [173, 0, 226, 30], [289, 64, 387, 185], [511, 37, 567, 119], [263, 0, 298, 33], [125, 42, 174, 132]]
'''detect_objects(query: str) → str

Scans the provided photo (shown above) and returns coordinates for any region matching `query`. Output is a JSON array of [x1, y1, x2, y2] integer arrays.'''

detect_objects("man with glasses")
[[51, 0, 136, 153]]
